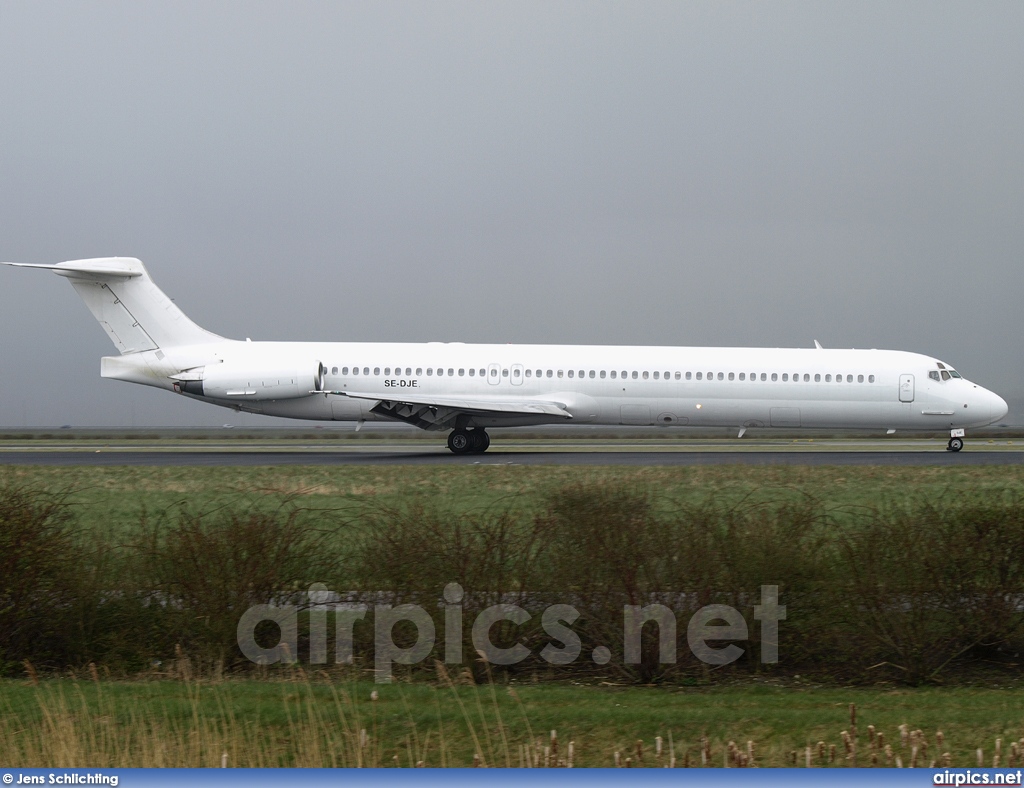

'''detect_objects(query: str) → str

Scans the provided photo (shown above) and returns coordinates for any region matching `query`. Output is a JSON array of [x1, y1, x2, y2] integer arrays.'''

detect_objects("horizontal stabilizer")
[[3, 260, 143, 279]]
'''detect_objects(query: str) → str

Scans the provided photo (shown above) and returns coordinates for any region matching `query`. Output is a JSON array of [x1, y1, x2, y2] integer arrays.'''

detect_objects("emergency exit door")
[[899, 374, 915, 403]]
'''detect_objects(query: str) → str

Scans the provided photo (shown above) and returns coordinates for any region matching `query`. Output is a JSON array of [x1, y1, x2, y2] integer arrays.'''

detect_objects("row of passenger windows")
[[329, 365, 876, 384]]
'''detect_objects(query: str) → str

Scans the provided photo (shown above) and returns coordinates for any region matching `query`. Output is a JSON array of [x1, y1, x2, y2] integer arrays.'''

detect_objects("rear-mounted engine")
[[173, 361, 326, 401]]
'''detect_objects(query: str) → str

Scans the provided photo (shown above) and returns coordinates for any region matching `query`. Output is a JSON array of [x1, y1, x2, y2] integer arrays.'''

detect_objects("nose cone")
[[981, 389, 1009, 425], [993, 392, 1009, 423]]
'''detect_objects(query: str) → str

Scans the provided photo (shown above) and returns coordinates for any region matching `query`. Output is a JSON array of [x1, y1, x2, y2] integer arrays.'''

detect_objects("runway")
[[2, 448, 1024, 466]]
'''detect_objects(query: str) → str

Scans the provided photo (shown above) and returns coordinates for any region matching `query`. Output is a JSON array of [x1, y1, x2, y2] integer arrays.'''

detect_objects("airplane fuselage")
[[101, 340, 1008, 433], [5, 258, 1008, 453]]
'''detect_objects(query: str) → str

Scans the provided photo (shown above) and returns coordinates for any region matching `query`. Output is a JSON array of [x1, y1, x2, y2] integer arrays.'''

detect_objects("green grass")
[[4, 464, 1024, 538], [2, 677, 1023, 767]]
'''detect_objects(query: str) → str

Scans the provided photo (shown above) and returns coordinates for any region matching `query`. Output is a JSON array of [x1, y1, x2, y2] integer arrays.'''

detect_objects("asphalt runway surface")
[[2, 449, 1024, 466]]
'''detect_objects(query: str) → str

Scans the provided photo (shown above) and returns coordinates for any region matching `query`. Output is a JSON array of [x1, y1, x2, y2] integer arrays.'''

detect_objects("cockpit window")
[[949, 370, 962, 378], [941, 370, 951, 381], [937, 362, 946, 369], [929, 371, 941, 381]]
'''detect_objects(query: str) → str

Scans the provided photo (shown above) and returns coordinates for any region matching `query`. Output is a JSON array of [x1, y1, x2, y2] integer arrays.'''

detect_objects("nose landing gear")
[[447, 428, 490, 454], [947, 429, 965, 452]]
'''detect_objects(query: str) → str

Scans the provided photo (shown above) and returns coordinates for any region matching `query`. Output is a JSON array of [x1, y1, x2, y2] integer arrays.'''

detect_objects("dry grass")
[[3, 676, 1024, 768]]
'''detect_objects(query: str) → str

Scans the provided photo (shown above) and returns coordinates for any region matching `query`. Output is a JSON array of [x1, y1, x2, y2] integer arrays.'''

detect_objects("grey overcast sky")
[[1, 2, 1022, 427]]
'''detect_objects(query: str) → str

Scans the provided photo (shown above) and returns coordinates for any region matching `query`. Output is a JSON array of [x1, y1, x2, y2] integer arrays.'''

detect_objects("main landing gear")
[[447, 428, 490, 454], [947, 428, 965, 453]]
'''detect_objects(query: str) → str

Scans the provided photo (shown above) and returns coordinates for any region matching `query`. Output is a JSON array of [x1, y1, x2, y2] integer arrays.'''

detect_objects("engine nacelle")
[[175, 361, 326, 401]]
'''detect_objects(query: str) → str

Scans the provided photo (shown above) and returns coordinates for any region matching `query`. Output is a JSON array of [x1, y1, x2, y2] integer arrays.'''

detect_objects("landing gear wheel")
[[469, 429, 490, 453], [947, 437, 964, 453], [448, 429, 472, 454]]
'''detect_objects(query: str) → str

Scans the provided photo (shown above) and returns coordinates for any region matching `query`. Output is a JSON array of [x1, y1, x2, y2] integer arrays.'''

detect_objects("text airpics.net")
[[236, 583, 786, 683], [934, 771, 1024, 785]]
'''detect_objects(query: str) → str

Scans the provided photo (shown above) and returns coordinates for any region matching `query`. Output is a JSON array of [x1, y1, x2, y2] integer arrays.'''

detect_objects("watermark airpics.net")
[[236, 583, 786, 683]]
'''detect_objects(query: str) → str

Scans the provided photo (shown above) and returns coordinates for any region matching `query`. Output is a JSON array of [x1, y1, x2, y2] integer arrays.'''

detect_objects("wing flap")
[[336, 390, 572, 419]]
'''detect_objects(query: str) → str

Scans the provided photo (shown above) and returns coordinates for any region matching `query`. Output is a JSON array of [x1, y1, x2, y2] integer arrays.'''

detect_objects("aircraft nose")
[[992, 392, 1009, 423], [977, 388, 1009, 424]]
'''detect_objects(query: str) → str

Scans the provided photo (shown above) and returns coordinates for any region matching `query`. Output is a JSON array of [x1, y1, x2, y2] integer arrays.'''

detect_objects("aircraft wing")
[[334, 389, 572, 430]]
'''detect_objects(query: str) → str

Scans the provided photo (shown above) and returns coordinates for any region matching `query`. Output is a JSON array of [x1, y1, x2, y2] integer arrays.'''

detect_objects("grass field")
[[2, 677, 1023, 768], [4, 463, 1024, 537], [4, 462, 1024, 767]]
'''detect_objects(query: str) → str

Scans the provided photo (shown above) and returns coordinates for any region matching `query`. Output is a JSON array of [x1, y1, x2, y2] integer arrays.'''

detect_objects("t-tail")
[[2, 257, 222, 351]]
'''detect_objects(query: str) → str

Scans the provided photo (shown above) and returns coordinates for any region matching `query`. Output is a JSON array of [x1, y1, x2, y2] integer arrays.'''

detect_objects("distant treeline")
[[2, 481, 1023, 685]]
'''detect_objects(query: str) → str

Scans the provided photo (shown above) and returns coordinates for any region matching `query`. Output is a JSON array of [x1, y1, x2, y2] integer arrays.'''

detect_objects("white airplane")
[[4, 257, 1008, 453]]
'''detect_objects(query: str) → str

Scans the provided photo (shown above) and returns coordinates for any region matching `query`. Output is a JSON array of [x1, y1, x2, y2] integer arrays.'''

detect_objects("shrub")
[[137, 500, 340, 670]]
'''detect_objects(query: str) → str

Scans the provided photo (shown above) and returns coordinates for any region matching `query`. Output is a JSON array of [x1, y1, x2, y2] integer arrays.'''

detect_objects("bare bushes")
[[138, 501, 339, 669], [0, 486, 78, 673], [3, 481, 1024, 684], [831, 494, 1024, 683], [538, 484, 829, 682]]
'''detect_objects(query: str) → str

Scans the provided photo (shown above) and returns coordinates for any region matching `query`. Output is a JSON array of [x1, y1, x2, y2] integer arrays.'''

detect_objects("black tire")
[[949, 437, 964, 453], [448, 430, 471, 454], [468, 429, 490, 453]]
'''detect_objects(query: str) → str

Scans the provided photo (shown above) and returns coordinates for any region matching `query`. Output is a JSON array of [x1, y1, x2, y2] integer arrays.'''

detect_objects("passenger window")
[[406, 368, 412, 376], [707, 372, 713, 380], [610, 371, 617, 379], [803, 374, 810, 382], [686, 372, 692, 380], [460, 369, 466, 376], [675, 372, 681, 380], [468, 368, 474, 376], [771, 373, 778, 382], [739, 373, 745, 381], [568, 370, 575, 378], [525, 369, 531, 377], [331, 367, 338, 375], [782, 373, 788, 382], [869, 375, 875, 383], [590, 370, 596, 378], [384, 368, 391, 376], [501, 369, 508, 377], [653, 371, 659, 380], [342, 367, 349, 375], [858, 374, 864, 383], [427, 368, 433, 376], [632, 371, 639, 379], [642, 371, 649, 379], [557, 370, 563, 378], [696, 372, 703, 380], [579, 370, 584, 378], [758, 373, 765, 381], [547, 370, 553, 378], [363, 367, 370, 375], [847, 375, 853, 383], [728, 372, 734, 381], [825, 374, 831, 382]]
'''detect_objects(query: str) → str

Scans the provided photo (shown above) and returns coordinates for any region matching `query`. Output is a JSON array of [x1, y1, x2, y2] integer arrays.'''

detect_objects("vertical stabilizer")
[[3, 257, 222, 353]]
